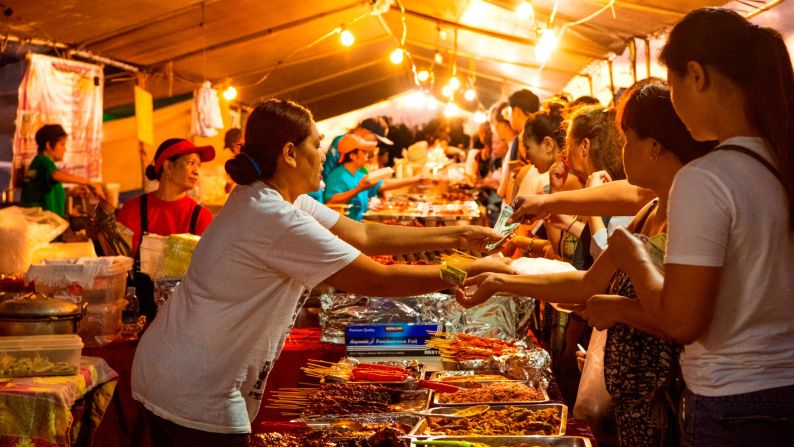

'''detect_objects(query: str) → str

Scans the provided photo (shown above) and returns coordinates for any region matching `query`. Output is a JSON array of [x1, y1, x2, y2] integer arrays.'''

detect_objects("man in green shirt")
[[21, 124, 104, 217]]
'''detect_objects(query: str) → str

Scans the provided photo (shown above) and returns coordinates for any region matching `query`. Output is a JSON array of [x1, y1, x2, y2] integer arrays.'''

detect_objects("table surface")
[[0, 356, 118, 447]]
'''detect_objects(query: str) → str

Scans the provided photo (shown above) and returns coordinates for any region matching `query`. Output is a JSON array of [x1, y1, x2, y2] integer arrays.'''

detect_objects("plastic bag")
[[0, 207, 68, 274], [154, 234, 200, 280], [573, 329, 616, 437]]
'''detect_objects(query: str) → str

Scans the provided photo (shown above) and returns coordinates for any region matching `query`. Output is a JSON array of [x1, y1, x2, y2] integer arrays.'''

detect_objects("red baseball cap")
[[337, 134, 377, 162], [153, 139, 215, 174]]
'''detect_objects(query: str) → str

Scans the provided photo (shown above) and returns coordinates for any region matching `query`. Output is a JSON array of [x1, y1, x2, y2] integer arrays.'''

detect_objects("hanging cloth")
[[190, 81, 224, 137]]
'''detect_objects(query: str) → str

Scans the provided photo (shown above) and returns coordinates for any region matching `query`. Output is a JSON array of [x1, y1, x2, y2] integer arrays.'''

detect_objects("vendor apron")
[[132, 193, 204, 321]]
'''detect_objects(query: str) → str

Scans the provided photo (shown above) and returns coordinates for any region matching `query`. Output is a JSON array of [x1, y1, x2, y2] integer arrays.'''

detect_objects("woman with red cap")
[[116, 138, 216, 256]]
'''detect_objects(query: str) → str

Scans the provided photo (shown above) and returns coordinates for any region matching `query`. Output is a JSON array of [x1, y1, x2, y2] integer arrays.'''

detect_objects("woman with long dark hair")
[[131, 98, 507, 446], [605, 8, 794, 446]]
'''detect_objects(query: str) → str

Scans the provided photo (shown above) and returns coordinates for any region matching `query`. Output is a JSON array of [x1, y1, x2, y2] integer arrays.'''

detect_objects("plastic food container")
[[0, 334, 83, 378], [27, 256, 133, 305], [77, 299, 126, 347]]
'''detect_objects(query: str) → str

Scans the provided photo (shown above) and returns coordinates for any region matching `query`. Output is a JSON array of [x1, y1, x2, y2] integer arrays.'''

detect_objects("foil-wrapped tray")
[[431, 381, 550, 406], [428, 371, 515, 382], [411, 436, 592, 446], [410, 404, 567, 437]]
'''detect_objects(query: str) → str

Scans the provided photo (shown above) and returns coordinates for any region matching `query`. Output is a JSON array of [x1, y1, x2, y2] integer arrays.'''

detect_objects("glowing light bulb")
[[417, 70, 430, 82], [444, 102, 460, 117], [448, 77, 461, 90], [390, 48, 404, 64], [517, 2, 534, 21], [440, 29, 448, 40], [441, 85, 453, 97], [474, 111, 487, 123], [434, 52, 443, 64], [222, 85, 237, 100], [340, 29, 355, 47], [535, 28, 558, 62], [464, 88, 476, 101]]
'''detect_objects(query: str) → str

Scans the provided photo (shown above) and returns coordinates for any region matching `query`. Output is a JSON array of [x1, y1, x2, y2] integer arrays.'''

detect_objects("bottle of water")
[[121, 286, 141, 340]]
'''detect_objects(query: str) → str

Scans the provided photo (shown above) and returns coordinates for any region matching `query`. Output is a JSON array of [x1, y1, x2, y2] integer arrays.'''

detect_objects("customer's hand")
[[578, 294, 629, 330], [576, 350, 586, 373], [586, 170, 612, 188], [357, 175, 379, 190], [457, 226, 502, 252], [607, 227, 648, 272], [454, 272, 507, 308], [509, 194, 548, 224], [88, 183, 106, 200], [548, 161, 569, 193], [461, 256, 514, 277]]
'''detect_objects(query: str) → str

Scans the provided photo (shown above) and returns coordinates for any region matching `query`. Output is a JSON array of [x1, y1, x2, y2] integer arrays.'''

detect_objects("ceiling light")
[[448, 77, 461, 90], [474, 111, 488, 123], [222, 86, 237, 100], [434, 52, 443, 65], [444, 102, 460, 117], [517, 2, 534, 21], [464, 88, 477, 101], [427, 95, 438, 110], [441, 85, 453, 97], [440, 29, 448, 40], [340, 29, 355, 47], [390, 48, 404, 64], [417, 70, 430, 82], [535, 28, 558, 62]]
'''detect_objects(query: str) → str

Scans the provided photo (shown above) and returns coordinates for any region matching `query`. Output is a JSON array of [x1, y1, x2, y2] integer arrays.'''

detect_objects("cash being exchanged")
[[439, 250, 477, 286], [485, 203, 520, 251]]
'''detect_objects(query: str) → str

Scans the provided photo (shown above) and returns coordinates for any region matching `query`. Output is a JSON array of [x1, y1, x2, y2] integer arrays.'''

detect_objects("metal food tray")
[[431, 382, 550, 406], [409, 403, 567, 438], [411, 436, 591, 446], [428, 371, 516, 382], [300, 389, 431, 419]]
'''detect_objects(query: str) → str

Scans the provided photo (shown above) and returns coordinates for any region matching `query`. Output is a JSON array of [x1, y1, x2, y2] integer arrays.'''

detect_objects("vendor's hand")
[[454, 272, 506, 308], [457, 226, 502, 253], [607, 227, 648, 272], [357, 175, 379, 190], [586, 170, 612, 188], [548, 160, 569, 193], [578, 294, 630, 330], [576, 350, 586, 373], [508, 194, 549, 224]]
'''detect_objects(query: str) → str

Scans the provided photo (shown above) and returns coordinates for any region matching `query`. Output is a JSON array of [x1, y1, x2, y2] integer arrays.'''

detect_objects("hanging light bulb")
[[440, 29, 448, 40], [417, 70, 430, 82], [464, 88, 477, 101], [516, 2, 534, 21], [535, 27, 558, 62], [222, 85, 237, 101], [390, 48, 404, 64], [340, 28, 355, 47], [444, 102, 460, 117], [474, 111, 488, 123], [448, 77, 461, 90], [434, 52, 443, 65], [441, 85, 453, 98]]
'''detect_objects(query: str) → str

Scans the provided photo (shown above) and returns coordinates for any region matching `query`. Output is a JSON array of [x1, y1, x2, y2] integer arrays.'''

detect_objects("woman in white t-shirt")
[[604, 8, 794, 446], [131, 98, 509, 446]]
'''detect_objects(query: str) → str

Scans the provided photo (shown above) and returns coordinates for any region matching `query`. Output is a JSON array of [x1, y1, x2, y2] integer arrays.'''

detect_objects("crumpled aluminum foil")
[[454, 348, 553, 388], [319, 293, 534, 344]]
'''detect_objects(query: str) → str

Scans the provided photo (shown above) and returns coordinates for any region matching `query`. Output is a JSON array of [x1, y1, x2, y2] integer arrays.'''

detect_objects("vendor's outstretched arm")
[[510, 180, 655, 223], [330, 215, 501, 255], [324, 254, 513, 297]]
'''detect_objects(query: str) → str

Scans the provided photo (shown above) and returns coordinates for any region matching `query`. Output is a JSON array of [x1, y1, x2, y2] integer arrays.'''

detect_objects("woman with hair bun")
[[606, 8, 794, 445], [116, 138, 216, 256], [131, 98, 508, 446]]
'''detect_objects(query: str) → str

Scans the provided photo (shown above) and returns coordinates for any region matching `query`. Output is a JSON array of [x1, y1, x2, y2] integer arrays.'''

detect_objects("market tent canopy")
[[5, 0, 739, 119]]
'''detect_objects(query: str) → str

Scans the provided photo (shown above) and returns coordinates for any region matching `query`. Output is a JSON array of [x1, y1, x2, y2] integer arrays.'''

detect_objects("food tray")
[[302, 413, 420, 431], [323, 361, 426, 387], [409, 404, 567, 438], [300, 389, 431, 418], [411, 435, 591, 446], [431, 381, 550, 406], [429, 370, 516, 382]]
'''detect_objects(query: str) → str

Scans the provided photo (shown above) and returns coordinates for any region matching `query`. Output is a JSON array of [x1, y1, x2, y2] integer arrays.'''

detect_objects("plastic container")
[[28, 256, 133, 305], [77, 299, 126, 347], [0, 334, 83, 378]]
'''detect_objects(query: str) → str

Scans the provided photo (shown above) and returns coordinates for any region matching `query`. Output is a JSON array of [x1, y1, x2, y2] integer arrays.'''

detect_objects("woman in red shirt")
[[117, 138, 216, 255]]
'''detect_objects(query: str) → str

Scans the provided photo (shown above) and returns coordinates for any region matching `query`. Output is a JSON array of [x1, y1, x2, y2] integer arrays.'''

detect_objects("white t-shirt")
[[666, 136, 794, 397], [131, 184, 360, 433]]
